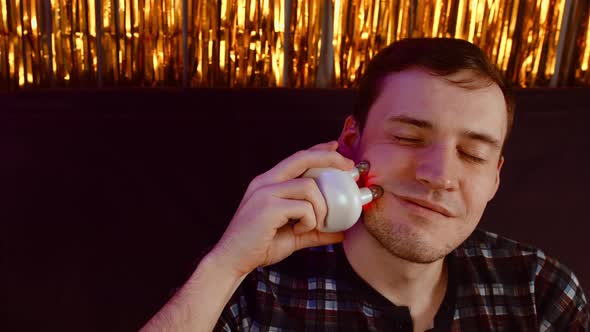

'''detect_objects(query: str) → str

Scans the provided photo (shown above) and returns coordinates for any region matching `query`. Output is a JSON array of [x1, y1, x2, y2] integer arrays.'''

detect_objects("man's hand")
[[209, 140, 355, 278], [141, 141, 354, 332]]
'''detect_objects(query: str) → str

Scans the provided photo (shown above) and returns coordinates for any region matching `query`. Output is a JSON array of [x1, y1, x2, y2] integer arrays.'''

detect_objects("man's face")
[[340, 68, 506, 263]]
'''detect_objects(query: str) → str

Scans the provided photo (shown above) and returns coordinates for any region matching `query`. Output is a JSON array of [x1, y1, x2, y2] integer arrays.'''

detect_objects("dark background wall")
[[0, 88, 588, 331]]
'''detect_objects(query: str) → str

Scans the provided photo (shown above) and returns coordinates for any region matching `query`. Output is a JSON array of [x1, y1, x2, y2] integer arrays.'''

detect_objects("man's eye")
[[460, 151, 486, 163], [393, 136, 423, 144]]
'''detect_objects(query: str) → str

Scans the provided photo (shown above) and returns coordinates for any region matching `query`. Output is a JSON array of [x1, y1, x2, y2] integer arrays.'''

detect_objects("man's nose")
[[415, 144, 458, 191]]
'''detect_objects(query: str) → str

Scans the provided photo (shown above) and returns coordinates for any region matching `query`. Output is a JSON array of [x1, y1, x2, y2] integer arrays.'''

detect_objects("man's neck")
[[342, 222, 448, 330]]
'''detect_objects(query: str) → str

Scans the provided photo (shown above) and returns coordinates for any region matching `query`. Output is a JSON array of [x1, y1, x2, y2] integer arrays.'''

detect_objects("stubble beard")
[[362, 204, 455, 264]]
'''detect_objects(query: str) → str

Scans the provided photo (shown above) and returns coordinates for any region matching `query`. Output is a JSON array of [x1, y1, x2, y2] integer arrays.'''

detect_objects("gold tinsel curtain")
[[1, 0, 589, 89]]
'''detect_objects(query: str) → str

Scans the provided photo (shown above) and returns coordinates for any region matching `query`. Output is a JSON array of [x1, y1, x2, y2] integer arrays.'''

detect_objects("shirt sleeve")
[[213, 277, 253, 332], [534, 251, 590, 331]]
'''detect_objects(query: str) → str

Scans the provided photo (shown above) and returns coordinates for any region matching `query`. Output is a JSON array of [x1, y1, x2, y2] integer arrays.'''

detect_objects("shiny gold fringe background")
[[1, 0, 589, 89], [332, 0, 569, 87], [102, 0, 183, 86], [290, 0, 321, 87], [573, 0, 590, 84], [188, 0, 285, 87]]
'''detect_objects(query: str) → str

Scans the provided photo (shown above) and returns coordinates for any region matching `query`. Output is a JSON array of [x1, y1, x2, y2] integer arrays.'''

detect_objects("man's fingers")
[[262, 178, 327, 230], [294, 230, 345, 250], [262, 149, 354, 184], [240, 141, 353, 210], [276, 199, 317, 233], [308, 141, 339, 152]]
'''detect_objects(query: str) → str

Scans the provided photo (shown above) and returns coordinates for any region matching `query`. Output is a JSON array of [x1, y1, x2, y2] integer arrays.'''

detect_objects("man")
[[142, 38, 589, 331]]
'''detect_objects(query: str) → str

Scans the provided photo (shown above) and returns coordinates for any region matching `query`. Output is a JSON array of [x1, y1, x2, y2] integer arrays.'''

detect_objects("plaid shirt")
[[215, 229, 589, 331]]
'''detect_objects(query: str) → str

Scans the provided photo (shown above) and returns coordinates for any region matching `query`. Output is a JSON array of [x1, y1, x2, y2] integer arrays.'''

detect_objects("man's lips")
[[394, 194, 456, 218]]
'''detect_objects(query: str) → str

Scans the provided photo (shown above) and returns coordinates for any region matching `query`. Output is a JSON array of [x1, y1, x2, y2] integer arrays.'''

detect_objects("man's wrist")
[[201, 246, 250, 282], [141, 246, 248, 332]]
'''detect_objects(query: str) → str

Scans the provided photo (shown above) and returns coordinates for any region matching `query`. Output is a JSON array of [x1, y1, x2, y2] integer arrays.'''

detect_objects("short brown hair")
[[353, 38, 515, 152]]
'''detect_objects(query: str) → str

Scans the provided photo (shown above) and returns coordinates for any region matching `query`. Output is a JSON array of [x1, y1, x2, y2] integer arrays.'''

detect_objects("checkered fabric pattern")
[[214, 229, 589, 331]]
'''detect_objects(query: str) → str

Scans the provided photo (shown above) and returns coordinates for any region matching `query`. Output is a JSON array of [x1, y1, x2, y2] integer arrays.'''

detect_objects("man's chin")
[[363, 217, 449, 264]]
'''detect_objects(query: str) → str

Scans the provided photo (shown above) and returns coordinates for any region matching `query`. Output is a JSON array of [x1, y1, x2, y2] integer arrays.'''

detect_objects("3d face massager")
[[302, 161, 383, 232]]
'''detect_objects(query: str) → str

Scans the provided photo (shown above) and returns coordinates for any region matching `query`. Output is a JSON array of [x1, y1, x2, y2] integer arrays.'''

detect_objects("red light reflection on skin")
[[359, 168, 382, 211]]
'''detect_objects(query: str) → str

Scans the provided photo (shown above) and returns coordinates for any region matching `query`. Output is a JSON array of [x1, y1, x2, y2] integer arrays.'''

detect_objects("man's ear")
[[337, 115, 361, 160], [488, 155, 504, 201]]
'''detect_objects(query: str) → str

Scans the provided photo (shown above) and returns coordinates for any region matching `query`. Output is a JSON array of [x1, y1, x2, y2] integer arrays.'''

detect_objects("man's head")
[[338, 38, 513, 263]]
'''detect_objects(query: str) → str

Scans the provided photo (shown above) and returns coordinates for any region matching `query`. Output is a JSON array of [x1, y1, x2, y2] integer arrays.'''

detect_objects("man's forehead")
[[374, 68, 505, 111], [369, 69, 507, 142], [377, 67, 498, 94]]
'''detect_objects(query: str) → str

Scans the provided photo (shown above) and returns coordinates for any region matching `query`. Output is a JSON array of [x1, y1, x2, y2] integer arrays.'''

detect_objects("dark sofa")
[[1, 88, 588, 331]]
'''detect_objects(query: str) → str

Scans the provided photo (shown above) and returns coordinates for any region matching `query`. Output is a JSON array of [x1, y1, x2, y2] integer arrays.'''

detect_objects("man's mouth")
[[394, 194, 455, 218]]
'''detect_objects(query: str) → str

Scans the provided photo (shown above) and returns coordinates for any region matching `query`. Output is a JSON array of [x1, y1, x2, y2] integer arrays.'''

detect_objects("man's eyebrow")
[[463, 130, 502, 150], [386, 115, 433, 129]]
